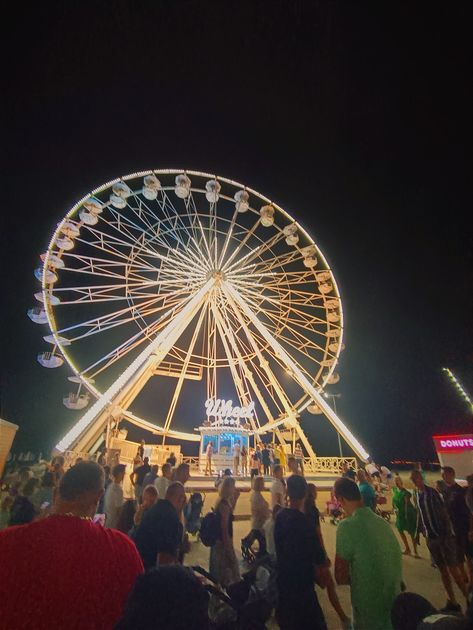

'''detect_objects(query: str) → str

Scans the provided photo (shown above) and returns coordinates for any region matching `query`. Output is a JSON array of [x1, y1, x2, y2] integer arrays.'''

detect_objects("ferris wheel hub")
[[207, 269, 226, 284]]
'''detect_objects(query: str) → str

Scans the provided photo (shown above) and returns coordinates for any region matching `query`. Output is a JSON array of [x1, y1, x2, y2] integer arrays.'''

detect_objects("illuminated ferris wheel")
[[28, 169, 369, 461]]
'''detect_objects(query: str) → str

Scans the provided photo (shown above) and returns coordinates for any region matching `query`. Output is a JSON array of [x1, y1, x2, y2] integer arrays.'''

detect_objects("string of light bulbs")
[[442, 367, 473, 410]]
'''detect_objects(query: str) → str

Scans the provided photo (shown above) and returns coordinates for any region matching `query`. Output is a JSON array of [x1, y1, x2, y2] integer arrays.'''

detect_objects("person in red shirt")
[[0, 461, 143, 630]]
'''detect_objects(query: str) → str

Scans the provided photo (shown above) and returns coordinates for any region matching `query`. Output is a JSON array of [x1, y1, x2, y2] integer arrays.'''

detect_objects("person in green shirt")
[[334, 477, 403, 630]]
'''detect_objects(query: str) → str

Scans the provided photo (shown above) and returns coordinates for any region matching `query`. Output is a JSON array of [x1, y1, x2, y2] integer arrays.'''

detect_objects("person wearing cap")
[[274, 474, 328, 629]]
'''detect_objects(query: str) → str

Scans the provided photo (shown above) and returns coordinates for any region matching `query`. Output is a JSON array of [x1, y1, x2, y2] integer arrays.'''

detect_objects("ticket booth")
[[198, 426, 250, 473], [433, 434, 473, 480]]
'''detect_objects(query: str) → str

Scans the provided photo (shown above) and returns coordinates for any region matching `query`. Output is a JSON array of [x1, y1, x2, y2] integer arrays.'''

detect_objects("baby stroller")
[[184, 491, 205, 536], [375, 493, 391, 522], [326, 493, 343, 525], [192, 558, 276, 630]]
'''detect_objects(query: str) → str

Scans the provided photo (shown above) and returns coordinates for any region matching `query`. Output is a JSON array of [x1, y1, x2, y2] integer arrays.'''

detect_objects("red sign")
[[433, 434, 473, 453]]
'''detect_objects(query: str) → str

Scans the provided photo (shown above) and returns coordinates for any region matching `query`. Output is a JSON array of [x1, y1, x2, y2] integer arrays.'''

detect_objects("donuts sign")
[[433, 434, 473, 453]]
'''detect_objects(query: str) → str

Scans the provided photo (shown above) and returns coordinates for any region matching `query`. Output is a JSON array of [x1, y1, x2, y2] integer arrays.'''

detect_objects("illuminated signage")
[[205, 398, 255, 426], [433, 434, 473, 453]]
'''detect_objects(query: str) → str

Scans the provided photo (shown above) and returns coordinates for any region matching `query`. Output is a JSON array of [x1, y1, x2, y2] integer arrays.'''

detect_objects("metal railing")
[[182, 456, 200, 469], [303, 456, 357, 474]]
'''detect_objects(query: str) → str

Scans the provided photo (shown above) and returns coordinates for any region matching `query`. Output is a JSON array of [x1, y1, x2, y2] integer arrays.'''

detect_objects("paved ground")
[[187, 516, 466, 629]]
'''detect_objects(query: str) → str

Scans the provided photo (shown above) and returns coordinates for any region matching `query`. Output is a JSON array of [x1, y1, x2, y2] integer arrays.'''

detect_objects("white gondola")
[[68, 375, 95, 384], [175, 174, 191, 198], [110, 193, 127, 209], [37, 352, 64, 368], [301, 244, 316, 257], [303, 256, 317, 268], [205, 179, 221, 203], [328, 342, 339, 353], [83, 197, 103, 214], [27, 307, 48, 324], [56, 236, 74, 251], [308, 403, 323, 415], [283, 223, 299, 245], [327, 372, 340, 384], [63, 392, 90, 410], [316, 271, 331, 283], [60, 221, 80, 238], [321, 358, 336, 367], [41, 253, 65, 269], [43, 334, 71, 346], [34, 267, 58, 283], [327, 311, 340, 322], [319, 282, 333, 294], [325, 299, 338, 309], [34, 292, 60, 305], [260, 205, 275, 227], [112, 182, 131, 199], [142, 175, 161, 200], [234, 189, 249, 212], [327, 329, 341, 338], [79, 209, 99, 225]]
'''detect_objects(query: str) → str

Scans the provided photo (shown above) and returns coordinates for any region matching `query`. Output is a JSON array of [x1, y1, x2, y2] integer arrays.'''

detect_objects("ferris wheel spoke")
[[157, 191, 209, 268], [220, 218, 264, 273], [185, 192, 213, 267], [217, 206, 239, 269], [223, 229, 287, 276], [55, 286, 194, 338], [229, 249, 303, 280], [81, 288, 201, 378], [222, 285, 301, 426], [162, 304, 208, 439], [214, 301, 279, 427]]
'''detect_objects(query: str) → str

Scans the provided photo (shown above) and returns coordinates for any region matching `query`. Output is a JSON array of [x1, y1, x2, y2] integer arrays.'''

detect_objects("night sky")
[[2, 2, 471, 464]]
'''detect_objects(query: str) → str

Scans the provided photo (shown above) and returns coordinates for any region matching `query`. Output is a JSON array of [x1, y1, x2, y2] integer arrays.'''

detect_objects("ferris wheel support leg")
[[213, 304, 268, 438], [222, 286, 315, 459], [214, 298, 290, 446], [55, 279, 215, 454], [224, 282, 370, 463], [161, 305, 208, 444]]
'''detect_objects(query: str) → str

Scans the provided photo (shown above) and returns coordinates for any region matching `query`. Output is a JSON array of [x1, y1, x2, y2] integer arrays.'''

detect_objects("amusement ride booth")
[[197, 398, 252, 473]]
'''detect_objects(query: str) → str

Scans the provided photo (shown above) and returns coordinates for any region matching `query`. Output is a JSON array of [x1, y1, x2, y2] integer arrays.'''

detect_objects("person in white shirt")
[[263, 503, 282, 557], [232, 441, 241, 476], [154, 463, 172, 498], [204, 442, 214, 476], [270, 465, 286, 508], [380, 465, 394, 486], [365, 461, 380, 479], [104, 463, 126, 529]]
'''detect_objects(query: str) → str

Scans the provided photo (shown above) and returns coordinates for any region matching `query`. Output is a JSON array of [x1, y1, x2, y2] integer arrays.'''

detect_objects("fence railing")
[[182, 456, 200, 469], [304, 457, 357, 474]]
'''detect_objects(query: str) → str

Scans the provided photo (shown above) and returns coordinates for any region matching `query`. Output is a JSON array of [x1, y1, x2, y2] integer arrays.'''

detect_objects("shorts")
[[427, 535, 458, 568], [453, 531, 470, 563]]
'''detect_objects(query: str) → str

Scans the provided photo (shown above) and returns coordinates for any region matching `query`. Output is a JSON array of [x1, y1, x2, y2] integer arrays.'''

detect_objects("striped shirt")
[[413, 485, 454, 539]]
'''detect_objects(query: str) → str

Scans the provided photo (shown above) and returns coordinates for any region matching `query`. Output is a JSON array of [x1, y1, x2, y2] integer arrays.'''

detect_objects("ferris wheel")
[[29, 169, 369, 461]]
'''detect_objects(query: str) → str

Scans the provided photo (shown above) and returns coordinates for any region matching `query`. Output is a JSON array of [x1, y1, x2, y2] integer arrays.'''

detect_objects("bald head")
[[165, 481, 186, 513]]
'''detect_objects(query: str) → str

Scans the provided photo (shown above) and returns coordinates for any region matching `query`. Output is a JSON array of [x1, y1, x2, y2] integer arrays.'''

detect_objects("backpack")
[[199, 509, 220, 547]]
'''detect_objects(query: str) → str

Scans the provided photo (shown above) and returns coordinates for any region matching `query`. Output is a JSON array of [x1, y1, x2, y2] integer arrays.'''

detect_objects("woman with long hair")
[[209, 476, 240, 587], [241, 476, 270, 559]]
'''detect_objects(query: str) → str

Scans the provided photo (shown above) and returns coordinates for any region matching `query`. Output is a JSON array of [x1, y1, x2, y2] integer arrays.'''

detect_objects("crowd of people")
[[204, 439, 299, 478], [1, 450, 473, 629]]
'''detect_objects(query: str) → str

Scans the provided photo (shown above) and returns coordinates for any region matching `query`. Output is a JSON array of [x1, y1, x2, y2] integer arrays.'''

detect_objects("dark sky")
[[2, 1, 472, 464]]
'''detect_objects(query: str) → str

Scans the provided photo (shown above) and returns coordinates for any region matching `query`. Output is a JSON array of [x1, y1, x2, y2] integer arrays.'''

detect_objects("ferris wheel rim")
[[38, 169, 345, 438]]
